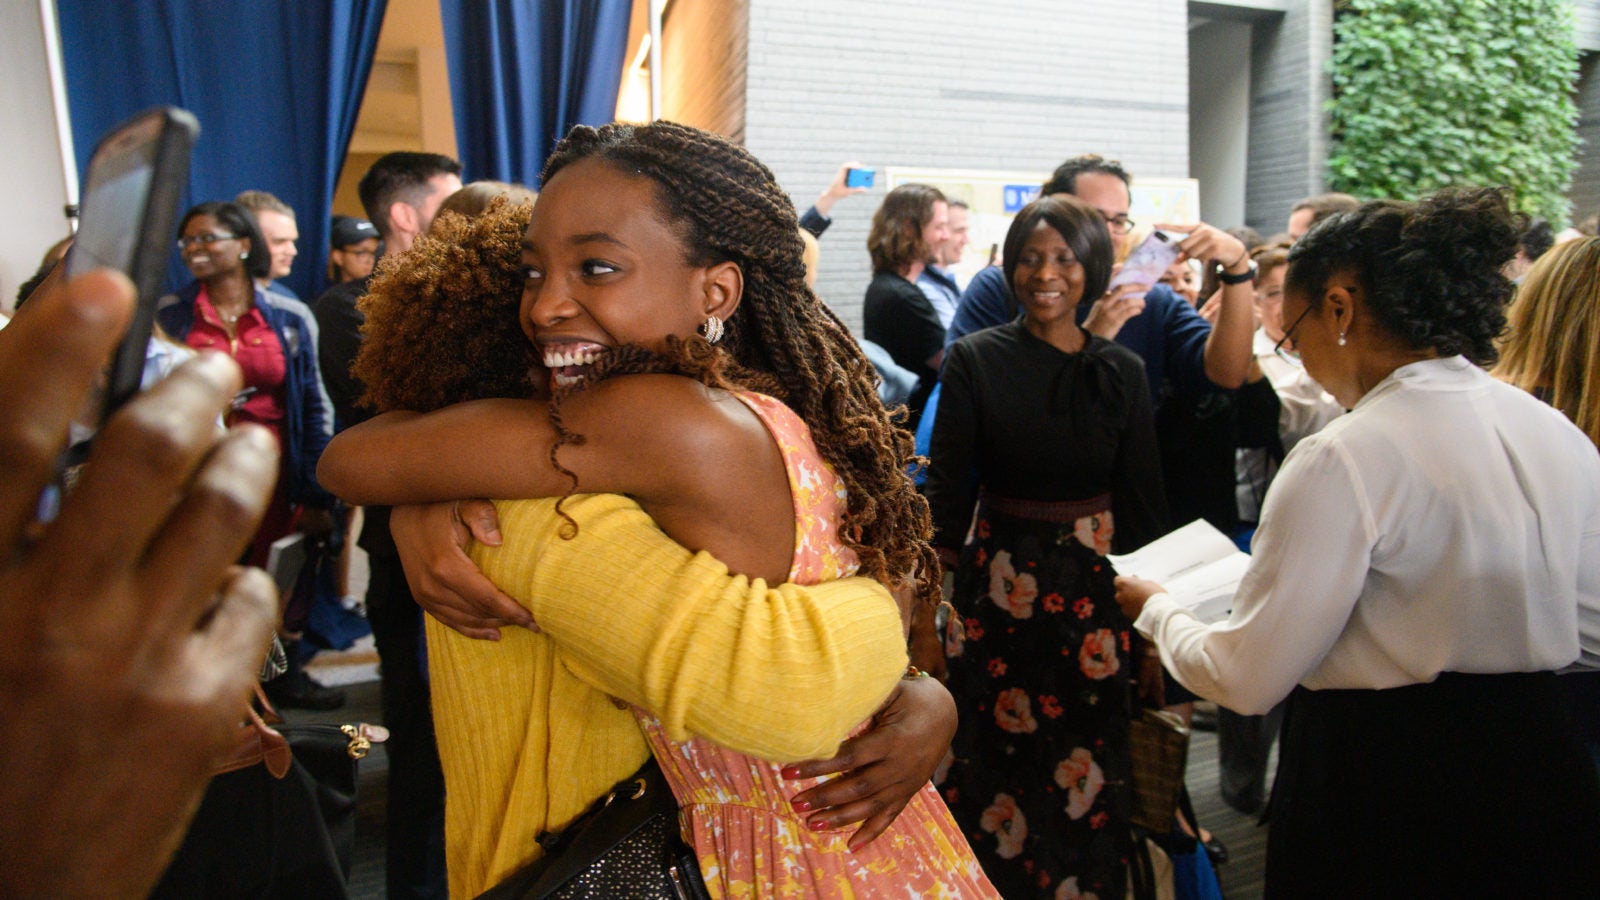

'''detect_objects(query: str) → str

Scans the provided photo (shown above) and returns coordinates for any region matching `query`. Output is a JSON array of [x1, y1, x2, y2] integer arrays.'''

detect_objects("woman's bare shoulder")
[[564, 374, 775, 467]]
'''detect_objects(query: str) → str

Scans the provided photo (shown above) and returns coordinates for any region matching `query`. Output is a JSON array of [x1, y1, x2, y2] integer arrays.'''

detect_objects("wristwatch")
[[1217, 259, 1258, 286]]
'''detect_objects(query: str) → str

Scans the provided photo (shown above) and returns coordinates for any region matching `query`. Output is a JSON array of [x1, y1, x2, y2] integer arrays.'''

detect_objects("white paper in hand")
[[265, 532, 308, 601], [1108, 519, 1249, 624]]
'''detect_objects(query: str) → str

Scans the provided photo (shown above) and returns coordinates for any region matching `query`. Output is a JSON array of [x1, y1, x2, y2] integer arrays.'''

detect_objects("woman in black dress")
[[928, 195, 1168, 898]]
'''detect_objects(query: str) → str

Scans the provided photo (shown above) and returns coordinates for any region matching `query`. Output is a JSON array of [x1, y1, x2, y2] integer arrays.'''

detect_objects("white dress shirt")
[[1237, 328, 1346, 522], [1137, 356, 1600, 715]]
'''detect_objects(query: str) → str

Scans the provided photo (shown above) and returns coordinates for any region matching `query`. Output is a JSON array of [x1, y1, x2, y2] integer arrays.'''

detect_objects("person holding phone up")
[[946, 154, 1256, 405], [0, 268, 279, 898]]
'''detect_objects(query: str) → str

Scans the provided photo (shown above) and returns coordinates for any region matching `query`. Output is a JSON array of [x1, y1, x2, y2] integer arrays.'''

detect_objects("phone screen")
[[66, 133, 158, 281], [64, 108, 196, 423], [845, 167, 875, 189], [1107, 231, 1184, 297]]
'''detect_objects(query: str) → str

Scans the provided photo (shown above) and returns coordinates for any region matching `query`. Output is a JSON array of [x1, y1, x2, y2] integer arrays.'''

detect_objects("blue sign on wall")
[[1003, 184, 1041, 213]]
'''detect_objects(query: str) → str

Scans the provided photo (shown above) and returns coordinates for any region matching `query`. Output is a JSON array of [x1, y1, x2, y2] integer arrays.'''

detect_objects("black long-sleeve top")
[[925, 319, 1170, 555], [863, 270, 944, 425]]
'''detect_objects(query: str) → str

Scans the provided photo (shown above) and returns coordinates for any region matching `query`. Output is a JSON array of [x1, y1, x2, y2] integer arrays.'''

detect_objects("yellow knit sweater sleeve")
[[477, 494, 909, 762]]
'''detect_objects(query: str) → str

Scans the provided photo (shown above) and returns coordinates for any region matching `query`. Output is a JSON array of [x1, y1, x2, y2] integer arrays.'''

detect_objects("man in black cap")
[[311, 151, 461, 900], [327, 215, 380, 285]]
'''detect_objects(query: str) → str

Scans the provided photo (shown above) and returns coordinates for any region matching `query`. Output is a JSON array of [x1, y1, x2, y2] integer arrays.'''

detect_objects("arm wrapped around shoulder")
[[481, 494, 909, 762]]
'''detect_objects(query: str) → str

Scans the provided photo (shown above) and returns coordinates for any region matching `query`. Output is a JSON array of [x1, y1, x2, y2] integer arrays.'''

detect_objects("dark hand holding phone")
[[65, 107, 198, 423]]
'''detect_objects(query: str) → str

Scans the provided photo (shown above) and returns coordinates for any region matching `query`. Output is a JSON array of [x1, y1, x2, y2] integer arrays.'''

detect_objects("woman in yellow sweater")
[[320, 122, 993, 897]]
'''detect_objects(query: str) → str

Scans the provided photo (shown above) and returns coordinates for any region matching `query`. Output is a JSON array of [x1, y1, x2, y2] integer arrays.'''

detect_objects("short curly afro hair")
[[1285, 186, 1521, 366], [353, 199, 535, 413]]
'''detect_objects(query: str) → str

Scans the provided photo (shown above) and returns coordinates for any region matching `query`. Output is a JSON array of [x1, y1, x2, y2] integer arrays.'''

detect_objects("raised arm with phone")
[[0, 108, 281, 897], [945, 155, 1259, 398]]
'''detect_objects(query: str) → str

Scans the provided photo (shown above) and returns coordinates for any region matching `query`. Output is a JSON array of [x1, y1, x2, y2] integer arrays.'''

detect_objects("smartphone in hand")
[[845, 167, 875, 189], [1106, 231, 1185, 299], [65, 106, 199, 423]]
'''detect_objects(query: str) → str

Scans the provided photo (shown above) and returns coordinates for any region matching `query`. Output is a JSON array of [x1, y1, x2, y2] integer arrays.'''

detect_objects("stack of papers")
[[1108, 520, 1251, 624]]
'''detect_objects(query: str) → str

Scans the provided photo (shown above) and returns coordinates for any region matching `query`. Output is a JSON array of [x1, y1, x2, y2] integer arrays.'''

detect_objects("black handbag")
[[149, 701, 380, 900], [279, 722, 371, 877], [476, 758, 709, 900]]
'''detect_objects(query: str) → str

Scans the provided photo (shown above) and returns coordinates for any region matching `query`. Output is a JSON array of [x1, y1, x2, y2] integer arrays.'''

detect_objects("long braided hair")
[[542, 121, 940, 608]]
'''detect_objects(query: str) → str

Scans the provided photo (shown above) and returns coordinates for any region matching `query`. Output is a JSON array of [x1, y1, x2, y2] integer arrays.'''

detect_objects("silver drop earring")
[[1338, 330, 1347, 346], [702, 315, 724, 344]]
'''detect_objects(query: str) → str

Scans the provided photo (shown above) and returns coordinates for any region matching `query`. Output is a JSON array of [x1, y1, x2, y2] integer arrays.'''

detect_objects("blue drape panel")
[[57, 1, 387, 299], [439, 0, 630, 187]]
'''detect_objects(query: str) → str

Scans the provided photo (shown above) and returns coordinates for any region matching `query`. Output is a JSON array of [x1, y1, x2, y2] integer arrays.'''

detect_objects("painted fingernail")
[[808, 818, 830, 831], [780, 766, 802, 779], [791, 799, 812, 812]]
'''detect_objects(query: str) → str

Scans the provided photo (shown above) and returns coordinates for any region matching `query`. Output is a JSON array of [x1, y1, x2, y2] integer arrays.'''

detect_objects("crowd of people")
[[3, 114, 1599, 900]]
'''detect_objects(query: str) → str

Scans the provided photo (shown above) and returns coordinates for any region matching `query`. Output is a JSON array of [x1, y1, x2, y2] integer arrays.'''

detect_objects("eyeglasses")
[[176, 233, 237, 251], [1273, 302, 1315, 364], [1101, 214, 1135, 235]]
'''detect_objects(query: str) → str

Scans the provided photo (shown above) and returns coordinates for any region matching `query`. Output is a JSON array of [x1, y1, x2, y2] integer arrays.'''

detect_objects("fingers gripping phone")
[[844, 167, 875, 189], [64, 106, 199, 422], [1107, 230, 1184, 299]]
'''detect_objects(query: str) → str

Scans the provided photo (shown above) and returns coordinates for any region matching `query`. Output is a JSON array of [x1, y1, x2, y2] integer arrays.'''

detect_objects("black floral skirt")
[[941, 492, 1133, 899]]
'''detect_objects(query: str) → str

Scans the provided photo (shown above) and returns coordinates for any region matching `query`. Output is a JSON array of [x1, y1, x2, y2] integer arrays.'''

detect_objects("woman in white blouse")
[[1116, 188, 1600, 898]]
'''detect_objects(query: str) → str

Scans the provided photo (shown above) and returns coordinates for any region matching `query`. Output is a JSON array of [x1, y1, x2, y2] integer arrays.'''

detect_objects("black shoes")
[[263, 637, 346, 710], [1202, 833, 1230, 866], [263, 669, 347, 710]]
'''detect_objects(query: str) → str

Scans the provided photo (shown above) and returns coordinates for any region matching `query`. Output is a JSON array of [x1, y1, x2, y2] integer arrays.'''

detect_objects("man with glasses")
[[944, 154, 1256, 406]]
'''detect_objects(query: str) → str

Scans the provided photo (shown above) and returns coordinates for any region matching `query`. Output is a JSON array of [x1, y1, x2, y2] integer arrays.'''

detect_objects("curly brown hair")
[[353, 199, 536, 413], [539, 122, 940, 608], [867, 183, 945, 273]]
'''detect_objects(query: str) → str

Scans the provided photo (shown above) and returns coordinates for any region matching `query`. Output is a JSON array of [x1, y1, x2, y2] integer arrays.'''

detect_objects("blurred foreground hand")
[[0, 270, 280, 897]]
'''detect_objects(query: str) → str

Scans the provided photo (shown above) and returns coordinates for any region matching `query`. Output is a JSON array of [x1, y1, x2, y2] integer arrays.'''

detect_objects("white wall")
[[0, 1, 73, 314], [743, 0, 1191, 332], [1190, 19, 1253, 229]]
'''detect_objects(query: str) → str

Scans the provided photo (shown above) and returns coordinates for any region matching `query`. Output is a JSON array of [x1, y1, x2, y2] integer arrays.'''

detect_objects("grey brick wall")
[[1570, 52, 1600, 221], [1570, 3, 1600, 221], [742, 0, 1190, 333], [1244, 0, 1332, 236], [1574, 0, 1600, 52]]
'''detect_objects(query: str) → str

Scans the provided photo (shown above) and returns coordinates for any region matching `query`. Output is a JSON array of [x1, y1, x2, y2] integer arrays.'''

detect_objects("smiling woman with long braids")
[[320, 122, 997, 898], [925, 194, 1169, 898]]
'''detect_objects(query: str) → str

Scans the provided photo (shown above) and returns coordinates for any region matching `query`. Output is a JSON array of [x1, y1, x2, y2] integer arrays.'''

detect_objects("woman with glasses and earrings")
[[156, 201, 339, 702], [1116, 187, 1600, 897], [926, 194, 1169, 899], [1233, 241, 1344, 544]]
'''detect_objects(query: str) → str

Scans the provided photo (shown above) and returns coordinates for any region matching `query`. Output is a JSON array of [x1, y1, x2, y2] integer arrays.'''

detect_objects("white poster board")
[[886, 167, 1200, 279]]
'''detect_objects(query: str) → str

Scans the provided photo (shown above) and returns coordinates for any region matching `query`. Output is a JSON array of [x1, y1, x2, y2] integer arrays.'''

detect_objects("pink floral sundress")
[[633, 391, 998, 898]]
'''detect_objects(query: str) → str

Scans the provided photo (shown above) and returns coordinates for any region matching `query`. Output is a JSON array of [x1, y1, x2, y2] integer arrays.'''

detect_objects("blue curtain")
[[439, 0, 630, 187], [56, 1, 387, 300]]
